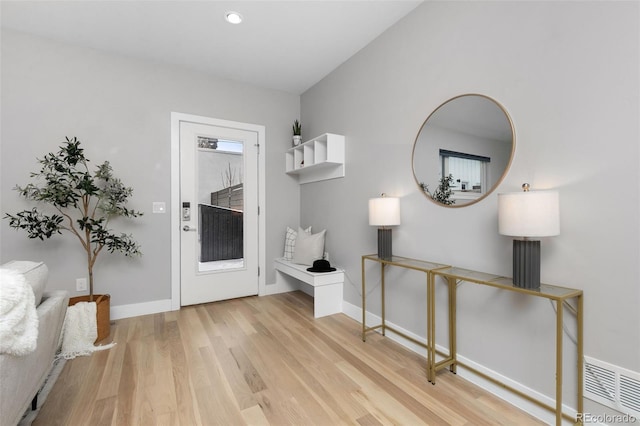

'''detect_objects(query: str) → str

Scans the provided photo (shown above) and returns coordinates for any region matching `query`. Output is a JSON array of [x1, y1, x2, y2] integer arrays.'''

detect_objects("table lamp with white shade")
[[369, 194, 401, 259], [498, 183, 559, 289]]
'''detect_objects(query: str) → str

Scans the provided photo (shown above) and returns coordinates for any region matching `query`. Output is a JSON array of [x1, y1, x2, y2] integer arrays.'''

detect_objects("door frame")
[[170, 112, 266, 310]]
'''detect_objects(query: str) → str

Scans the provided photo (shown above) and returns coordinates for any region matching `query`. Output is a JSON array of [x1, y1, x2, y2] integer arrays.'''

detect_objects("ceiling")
[[1, 0, 423, 95]]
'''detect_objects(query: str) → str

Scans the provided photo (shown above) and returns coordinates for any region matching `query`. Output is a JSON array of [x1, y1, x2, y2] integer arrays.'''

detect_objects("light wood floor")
[[34, 291, 544, 425]]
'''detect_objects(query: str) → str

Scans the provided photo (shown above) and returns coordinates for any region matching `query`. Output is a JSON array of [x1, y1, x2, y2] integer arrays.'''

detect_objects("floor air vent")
[[585, 356, 640, 418]]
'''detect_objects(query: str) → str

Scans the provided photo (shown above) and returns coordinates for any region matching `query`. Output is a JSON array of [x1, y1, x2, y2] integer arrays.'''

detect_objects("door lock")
[[182, 202, 191, 221]]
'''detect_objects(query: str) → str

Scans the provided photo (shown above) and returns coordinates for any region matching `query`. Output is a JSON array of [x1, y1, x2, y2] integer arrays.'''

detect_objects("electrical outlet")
[[76, 278, 87, 292]]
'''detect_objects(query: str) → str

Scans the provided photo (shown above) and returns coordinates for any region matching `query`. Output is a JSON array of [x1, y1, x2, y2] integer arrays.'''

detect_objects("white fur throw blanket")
[[0, 268, 38, 356], [58, 301, 115, 359]]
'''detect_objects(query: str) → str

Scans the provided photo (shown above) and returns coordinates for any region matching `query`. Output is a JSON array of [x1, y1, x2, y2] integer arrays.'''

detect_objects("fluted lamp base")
[[377, 228, 393, 259], [512, 239, 541, 289]]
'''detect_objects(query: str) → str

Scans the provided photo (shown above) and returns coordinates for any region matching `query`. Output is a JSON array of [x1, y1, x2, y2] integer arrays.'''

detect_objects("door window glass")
[[197, 138, 244, 272]]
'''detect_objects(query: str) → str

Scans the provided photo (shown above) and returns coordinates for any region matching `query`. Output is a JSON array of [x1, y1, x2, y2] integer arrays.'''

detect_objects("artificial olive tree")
[[4, 137, 143, 300]]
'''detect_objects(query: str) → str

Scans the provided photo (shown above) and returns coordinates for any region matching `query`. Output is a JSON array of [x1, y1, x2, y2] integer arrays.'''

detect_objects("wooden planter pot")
[[68, 294, 111, 343]]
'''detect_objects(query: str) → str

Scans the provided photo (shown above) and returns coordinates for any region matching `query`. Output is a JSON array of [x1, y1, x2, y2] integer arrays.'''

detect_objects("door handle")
[[183, 225, 197, 232]]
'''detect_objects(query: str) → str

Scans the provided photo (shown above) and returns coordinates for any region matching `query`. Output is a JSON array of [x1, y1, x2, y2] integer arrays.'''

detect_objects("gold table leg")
[[427, 272, 433, 383], [449, 277, 457, 375], [361, 256, 366, 342], [577, 295, 584, 424], [381, 263, 386, 336], [555, 299, 563, 426]]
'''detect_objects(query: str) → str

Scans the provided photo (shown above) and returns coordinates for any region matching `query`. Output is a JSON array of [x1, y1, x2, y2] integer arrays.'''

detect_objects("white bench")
[[273, 258, 344, 318]]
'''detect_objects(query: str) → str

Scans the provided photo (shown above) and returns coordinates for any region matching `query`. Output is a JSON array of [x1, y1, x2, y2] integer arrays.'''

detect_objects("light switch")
[[152, 202, 166, 214]]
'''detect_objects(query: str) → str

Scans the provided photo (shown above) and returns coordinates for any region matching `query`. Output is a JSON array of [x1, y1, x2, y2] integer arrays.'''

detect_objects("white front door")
[[178, 119, 259, 305]]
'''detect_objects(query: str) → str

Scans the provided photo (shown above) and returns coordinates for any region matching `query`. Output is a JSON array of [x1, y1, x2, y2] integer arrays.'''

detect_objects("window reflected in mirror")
[[441, 149, 490, 203]]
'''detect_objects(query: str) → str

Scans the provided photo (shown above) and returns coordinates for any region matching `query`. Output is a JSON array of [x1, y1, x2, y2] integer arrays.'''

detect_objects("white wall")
[[300, 0, 639, 417], [0, 29, 300, 305]]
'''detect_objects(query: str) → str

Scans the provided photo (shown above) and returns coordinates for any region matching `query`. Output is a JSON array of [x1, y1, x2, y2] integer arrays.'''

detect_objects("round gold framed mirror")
[[412, 94, 515, 207]]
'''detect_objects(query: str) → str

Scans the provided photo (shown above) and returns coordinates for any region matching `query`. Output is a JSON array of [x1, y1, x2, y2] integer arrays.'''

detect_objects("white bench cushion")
[[274, 258, 343, 287]]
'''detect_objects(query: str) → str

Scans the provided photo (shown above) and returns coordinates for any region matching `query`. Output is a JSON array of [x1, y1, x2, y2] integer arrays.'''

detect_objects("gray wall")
[[1, 29, 300, 305], [300, 0, 639, 414]]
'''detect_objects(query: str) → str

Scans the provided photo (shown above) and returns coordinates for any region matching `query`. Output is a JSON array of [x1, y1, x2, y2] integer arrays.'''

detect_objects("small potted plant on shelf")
[[4, 137, 143, 341], [292, 119, 302, 146]]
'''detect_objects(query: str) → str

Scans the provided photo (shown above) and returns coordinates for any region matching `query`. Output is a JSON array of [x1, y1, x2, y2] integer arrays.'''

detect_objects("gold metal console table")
[[431, 266, 583, 426], [361, 255, 584, 426], [361, 254, 449, 383]]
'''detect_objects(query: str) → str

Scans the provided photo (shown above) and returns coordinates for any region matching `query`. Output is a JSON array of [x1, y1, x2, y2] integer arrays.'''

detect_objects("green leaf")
[[4, 136, 143, 294]]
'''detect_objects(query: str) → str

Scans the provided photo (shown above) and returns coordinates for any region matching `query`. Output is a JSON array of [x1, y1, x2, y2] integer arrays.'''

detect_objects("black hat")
[[307, 259, 336, 273]]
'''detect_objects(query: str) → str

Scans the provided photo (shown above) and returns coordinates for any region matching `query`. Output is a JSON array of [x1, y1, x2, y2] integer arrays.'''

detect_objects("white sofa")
[[0, 261, 68, 426]]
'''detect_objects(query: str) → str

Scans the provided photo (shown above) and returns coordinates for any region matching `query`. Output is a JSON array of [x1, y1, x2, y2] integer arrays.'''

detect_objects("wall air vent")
[[584, 356, 640, 418], [620, 374, 640, 414]]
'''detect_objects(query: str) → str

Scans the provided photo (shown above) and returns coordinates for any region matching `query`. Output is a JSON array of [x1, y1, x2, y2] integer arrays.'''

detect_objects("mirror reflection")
[[412, 94, 515, 207]]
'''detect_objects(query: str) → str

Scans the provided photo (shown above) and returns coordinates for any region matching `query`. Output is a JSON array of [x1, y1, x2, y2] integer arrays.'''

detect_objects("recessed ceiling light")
[[225, 11, 243, 24]]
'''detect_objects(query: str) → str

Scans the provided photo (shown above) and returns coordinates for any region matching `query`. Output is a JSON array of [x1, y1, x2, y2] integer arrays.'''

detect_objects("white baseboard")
[[342, 300, 578, 426], [111, 298, 174, 320], [116, 281, 290, 320]]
